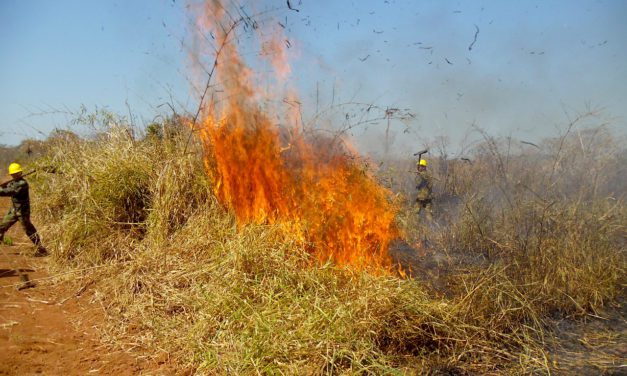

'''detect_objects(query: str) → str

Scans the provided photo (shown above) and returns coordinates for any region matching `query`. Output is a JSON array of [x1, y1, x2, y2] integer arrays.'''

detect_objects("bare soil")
[[0, 201, 176, 375]]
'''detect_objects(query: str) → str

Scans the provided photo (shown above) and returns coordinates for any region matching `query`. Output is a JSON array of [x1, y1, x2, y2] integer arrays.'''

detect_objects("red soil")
[[0, 201, 176, 375]]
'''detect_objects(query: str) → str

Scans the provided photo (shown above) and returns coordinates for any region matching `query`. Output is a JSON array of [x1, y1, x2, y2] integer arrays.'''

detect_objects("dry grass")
[[412, 120, 626, 317], [29, 111, 626, 375]]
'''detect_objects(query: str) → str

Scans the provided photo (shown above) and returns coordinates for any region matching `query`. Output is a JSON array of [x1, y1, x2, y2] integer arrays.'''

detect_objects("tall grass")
[[417, 122, 626, 317], [30, 112, 625, 374]]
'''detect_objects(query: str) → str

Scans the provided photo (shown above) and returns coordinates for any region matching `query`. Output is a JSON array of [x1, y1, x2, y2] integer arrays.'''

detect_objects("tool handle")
[[0, 170, 36, 188]]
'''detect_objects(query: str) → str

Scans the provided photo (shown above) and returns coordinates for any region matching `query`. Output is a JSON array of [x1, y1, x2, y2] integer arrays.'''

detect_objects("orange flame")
[[194, 1, 399, 271]]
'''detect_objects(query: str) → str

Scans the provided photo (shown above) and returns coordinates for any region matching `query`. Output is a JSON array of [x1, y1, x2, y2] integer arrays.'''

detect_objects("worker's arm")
[[0, 180, 26, 197]]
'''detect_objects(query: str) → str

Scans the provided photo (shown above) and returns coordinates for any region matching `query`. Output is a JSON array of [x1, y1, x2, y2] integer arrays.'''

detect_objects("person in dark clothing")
[[0, 163, 48, 256], [414, 159, 433, 221]]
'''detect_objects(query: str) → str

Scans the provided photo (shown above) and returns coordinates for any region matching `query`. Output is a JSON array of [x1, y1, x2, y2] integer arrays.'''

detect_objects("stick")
[[183, 19, 243, 155], [0, 170, 36, 188], [468, 24, 479, 51]]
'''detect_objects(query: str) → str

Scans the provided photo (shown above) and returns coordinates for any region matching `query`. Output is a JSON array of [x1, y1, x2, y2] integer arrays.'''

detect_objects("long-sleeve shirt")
[[415, 171, 433, 201], [0, 178, 31, 215]]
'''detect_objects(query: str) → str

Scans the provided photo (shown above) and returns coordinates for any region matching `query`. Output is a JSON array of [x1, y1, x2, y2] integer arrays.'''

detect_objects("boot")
[[16, 275, 35, 290], [33, 245, 49, 257], [28, 232, 49, 257]]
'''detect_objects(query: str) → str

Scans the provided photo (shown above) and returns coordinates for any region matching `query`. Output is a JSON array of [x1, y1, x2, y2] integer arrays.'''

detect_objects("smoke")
[[282, 0, 627, 157]]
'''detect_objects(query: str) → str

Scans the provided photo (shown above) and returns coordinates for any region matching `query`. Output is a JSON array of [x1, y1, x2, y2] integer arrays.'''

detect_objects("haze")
[[1, 0, 625, 157]]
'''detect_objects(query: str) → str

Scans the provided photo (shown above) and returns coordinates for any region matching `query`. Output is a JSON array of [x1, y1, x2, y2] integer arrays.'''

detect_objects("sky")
[[1, 0, 626, 157]]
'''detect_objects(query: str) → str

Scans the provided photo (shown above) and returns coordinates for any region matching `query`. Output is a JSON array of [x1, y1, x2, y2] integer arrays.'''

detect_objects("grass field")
[[19, 109, 624, 375]]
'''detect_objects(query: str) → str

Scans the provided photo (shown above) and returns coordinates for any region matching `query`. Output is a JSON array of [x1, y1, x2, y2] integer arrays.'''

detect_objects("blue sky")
[[1, 0, 625, 156]]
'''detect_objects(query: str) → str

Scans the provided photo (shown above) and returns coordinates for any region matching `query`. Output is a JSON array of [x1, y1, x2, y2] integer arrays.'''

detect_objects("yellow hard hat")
[[8, 163, 23, 175], [418, 159, 428, 167]]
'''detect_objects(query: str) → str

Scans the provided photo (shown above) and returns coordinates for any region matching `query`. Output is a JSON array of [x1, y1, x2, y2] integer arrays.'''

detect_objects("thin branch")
[[468, 24, 479, 51], [183, 18, 243, 155]]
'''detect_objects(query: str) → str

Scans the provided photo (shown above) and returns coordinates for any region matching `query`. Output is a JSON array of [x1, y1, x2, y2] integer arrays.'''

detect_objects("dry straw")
[[29, 111, 625, 374]]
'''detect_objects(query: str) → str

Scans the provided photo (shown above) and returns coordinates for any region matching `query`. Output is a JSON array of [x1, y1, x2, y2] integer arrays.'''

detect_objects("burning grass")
[[27, 111, 625, 374], [199, 107, 399, 272], [192, 0, 399, 272]]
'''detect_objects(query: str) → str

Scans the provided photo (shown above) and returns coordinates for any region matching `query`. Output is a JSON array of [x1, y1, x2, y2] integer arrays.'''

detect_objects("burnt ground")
[[389, 230, 627, 375], [552, 300, 627, 375]]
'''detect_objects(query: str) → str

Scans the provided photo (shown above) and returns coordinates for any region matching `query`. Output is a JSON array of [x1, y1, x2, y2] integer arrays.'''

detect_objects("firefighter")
[[415, 159, 433, 221], [0, 163, 48, 256]]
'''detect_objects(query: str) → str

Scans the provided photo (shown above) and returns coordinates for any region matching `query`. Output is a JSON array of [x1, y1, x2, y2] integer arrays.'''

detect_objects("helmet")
[[8, 163, 23, 175], [418, 159, 428, 167]]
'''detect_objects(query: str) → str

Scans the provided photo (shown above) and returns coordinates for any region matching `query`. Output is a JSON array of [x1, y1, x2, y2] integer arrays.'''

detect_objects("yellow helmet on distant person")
[[418, 159, 428, 167], [8, 163, 23, 175]]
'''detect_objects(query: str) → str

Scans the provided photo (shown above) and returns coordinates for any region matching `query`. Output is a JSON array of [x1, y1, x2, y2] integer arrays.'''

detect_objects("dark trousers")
[[0, 208, 42, 247], [415, 199, 433, 221]]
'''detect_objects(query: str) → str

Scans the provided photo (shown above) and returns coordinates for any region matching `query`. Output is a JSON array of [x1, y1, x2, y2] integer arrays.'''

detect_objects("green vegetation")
[[2, 235, 13, 246], [28, 111, 625, 374]]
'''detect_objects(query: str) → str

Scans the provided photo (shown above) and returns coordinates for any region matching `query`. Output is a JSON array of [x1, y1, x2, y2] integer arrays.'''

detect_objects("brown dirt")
[[0, 200, 176, 375]]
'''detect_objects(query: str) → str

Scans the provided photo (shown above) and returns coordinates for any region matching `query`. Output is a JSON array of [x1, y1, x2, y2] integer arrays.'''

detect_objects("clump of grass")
[[2, 235, 13, 246], [35, 126, 154, 263], [33, 112, 205, 264]]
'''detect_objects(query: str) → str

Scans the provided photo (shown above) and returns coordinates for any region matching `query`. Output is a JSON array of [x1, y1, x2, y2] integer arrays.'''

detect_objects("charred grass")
[[29, 114, 625, 375]]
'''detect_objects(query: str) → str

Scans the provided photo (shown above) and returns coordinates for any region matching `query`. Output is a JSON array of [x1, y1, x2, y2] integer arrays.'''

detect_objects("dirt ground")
[[0, 200, 176, 376]]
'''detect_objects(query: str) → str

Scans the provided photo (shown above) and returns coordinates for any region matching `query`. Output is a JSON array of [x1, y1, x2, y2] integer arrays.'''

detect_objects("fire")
[[194, 1, 399, 271]]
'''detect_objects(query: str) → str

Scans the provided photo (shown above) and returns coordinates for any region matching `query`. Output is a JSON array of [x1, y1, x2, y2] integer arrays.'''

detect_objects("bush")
[[33, 113, 208, 264]]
